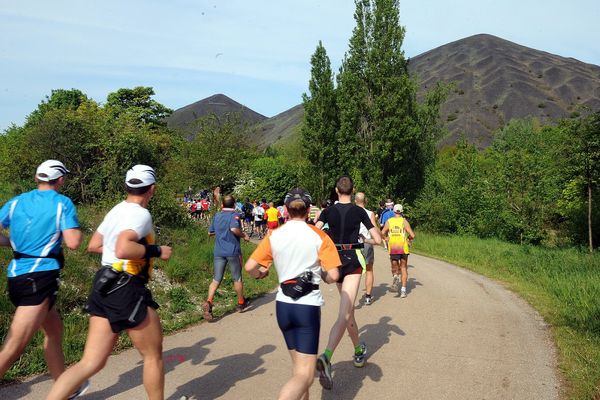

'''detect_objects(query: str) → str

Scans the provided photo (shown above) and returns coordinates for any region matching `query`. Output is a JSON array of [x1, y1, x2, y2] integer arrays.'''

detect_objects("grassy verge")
[[411, 231, 600, 400], [0, 206, 277, 382]]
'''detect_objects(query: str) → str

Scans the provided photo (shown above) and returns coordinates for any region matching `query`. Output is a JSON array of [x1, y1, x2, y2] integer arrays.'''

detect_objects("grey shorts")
[[213, 256, 242, 282], [361, 243, 374, 265]]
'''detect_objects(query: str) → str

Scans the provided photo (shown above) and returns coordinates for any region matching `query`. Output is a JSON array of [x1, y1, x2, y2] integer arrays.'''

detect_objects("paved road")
[[0, 247, 560, 399]]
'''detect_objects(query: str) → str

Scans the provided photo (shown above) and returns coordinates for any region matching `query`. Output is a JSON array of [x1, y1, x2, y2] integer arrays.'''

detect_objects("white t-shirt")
[[97, 201, 154, 267], [252, 206, 265, 221], [359, 208, 374, 241], [249, 220, 340, 306]]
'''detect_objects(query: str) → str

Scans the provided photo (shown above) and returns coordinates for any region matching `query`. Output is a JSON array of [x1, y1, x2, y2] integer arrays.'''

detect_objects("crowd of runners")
[[0, 160, 415, 400]]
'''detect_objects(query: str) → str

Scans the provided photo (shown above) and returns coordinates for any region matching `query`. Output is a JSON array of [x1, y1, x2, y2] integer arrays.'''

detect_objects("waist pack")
[[13, 250, 65, 269], [94, 267, 132, 295], [280, 271, 319, 300]]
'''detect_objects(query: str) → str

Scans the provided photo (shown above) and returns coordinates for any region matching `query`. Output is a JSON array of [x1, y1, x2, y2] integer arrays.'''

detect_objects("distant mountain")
[[167, 93, 267, 132], [252, 34, 600, 148]]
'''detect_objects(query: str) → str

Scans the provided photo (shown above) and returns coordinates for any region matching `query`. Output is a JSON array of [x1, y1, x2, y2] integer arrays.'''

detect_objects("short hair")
[[125, 184, 153, 196], [355, 192, 366, 204], [223, 195, 235, 208], [336, 175, 354, 195], [287, 199, 308, 218]]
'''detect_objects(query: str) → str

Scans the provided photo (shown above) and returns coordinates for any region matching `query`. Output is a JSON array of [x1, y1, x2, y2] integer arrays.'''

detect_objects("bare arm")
[[62, 228, 82, 250], [365, 212, 382, 245], [115, 230, 172, 261], [321, 267, 339, 284], [244, 257, 269, 279], [381, 221, 390, 239], [87, 231, 103, 254], [404, 219, 415, 240], [231, 227, 250, 242], [315, 221, 324, 229]]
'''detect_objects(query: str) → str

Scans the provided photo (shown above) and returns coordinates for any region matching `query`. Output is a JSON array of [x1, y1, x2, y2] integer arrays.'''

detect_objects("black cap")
[[284, 188, 312, 208]]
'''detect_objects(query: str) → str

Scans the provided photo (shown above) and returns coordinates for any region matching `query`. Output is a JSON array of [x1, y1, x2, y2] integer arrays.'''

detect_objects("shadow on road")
[[0, 373, 49, 400], [170, 344, 276, 400], [320, 360, 383, 400], [83, 337, 217, 399], [359, 316, 405, 357]]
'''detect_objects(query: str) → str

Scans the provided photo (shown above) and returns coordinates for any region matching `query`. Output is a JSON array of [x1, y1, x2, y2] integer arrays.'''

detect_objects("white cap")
[[36, 160, 69, 182], [393, 204, 403, 213], [125, 165, 156, 188]]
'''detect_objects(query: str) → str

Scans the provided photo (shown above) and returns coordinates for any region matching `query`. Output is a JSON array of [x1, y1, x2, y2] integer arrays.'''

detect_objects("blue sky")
[[1, 0, 599, 130]]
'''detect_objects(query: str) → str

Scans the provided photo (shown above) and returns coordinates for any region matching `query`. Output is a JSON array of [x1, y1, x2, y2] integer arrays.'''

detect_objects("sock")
[[238, 298, 245, 305], [324, 349, 333, 361], [401, 287, 406, 292], [354, 344, 363, 355]]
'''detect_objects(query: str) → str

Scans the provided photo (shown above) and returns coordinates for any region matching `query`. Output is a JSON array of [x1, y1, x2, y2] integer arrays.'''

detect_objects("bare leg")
[[278, 350, 315, 400], [365, 264, 374, 296], [0, 299, 52, 379], [128, 308, 164, 400], [391, 259, 399, 276], [206, 280, 220, 302], [400, 258, 408, 289], [233, 280, 244, 302], [40, 307, 65, 380], [46, 316, 118, 400], [324, 274, 362, 352]]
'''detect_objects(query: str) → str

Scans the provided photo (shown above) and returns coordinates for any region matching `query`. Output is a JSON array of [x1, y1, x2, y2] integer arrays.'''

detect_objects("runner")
[[315, 176, 382, 390], [379, 199, 394, 227], [381, 204, 415, 298], [307, 201, 320, 225], [200, 197, 210, 220], [252, 200, 266, 239], [266, 201, 280, 232], [355, 192, 377, 305], [276, 202, 286, 225], [46, 165, 172, 400], [0, 160, 87, 398], [245, 188, 340, 400], [202, 195, 251, 322], [242, 198, 254, 235]]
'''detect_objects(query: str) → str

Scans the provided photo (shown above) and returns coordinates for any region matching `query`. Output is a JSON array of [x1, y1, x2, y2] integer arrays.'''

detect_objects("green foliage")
[[301, 41, 339, 201], [233, 155, 298, 203], [413, 232, 600, 399], [106, 86, 173, 127]]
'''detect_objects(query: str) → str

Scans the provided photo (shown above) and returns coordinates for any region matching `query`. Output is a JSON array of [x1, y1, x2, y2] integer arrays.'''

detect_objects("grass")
[[0, 206, 277, 383], [411, 231, 600, 400]]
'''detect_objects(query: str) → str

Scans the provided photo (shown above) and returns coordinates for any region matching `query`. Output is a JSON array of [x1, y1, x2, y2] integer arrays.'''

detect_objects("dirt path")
[[0, 247, 560, 399]]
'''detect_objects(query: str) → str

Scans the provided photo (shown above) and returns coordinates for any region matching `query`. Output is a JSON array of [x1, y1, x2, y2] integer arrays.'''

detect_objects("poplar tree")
[[301, 41, 339, 201]]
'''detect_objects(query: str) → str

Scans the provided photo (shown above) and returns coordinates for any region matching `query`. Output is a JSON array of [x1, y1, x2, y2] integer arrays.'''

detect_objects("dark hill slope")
[[409, 34, 600, 146], [253, 34, 600, 148], [167, 93, 267, 131]]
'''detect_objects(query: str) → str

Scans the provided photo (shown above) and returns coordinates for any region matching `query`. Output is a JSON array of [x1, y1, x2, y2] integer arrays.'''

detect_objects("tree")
[[566, 112, 600, 251], [106, 86, 173, 127], [301, 41, 339, 201], [335, 0, 445, 201]]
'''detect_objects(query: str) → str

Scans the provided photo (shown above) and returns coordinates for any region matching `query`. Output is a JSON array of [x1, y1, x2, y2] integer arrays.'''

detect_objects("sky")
[[1, 0, 599, 130]]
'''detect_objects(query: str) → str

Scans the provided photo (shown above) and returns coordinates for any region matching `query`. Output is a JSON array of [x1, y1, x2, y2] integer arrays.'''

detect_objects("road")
[[0, 246, 560, 399]]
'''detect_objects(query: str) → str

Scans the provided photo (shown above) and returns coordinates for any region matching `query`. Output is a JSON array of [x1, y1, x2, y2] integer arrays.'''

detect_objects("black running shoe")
[[316, 353, 333, 390]]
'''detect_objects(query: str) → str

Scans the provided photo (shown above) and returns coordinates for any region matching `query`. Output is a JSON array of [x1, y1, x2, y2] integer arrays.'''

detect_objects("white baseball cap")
[[125, 165, 156, 188], [393, 204, 403, 213], [36, 160, 69, 182]]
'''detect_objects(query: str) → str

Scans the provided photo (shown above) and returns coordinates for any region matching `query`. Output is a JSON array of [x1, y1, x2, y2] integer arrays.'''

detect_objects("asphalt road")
[[0, 246, 560, 399]]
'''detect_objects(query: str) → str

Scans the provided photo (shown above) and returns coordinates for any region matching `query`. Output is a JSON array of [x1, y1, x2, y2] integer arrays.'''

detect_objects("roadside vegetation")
[[412, 232, 600, 399]]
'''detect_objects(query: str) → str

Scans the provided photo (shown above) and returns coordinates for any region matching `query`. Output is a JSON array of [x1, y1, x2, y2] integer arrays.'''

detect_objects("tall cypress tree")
[[336, 0, 445, 201], [301, 41, 339, 201]]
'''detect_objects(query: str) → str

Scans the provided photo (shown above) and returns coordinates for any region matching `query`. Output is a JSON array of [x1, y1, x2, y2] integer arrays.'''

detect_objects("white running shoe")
[[68, 380, 90, 399], [400, 288, 407, 298]]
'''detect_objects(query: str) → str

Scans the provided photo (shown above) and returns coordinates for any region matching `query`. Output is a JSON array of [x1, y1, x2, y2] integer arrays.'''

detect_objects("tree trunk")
[[588, 179, 593, 253]]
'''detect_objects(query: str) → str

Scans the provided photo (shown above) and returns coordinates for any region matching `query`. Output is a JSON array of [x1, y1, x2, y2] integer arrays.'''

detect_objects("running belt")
[[334, 243, 364, 250]]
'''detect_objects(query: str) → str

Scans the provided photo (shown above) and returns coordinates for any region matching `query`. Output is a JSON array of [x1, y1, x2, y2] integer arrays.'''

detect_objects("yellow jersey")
[[388, 217, 409, 255]]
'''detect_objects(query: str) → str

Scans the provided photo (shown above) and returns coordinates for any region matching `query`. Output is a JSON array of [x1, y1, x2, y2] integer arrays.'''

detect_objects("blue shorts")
[[213, 256, 242, 282], [276, 301, 320, 355]]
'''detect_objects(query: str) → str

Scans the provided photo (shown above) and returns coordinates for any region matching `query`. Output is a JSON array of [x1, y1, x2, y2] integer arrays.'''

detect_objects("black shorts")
[[390, 253, 409, 261], [8, 270, 60, 308], [85, 269, 159, 333], [276, 301, 320, 355], [337, 250, 363, 283]]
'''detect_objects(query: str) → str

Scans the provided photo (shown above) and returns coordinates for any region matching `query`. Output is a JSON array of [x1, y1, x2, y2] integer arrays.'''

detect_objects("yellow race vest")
[[388, 217, 409, 255]]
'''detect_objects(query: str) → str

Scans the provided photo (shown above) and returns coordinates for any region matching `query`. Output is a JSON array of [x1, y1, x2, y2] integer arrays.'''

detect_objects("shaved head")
[[355, 192, 366, 205]]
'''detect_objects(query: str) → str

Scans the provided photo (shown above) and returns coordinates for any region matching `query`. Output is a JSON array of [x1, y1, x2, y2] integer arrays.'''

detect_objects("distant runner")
[[245, 188, 340, 400], [202, 195, 251, 321], [381, 204, 415, 298], [315, 176, 382, 390], [355, 192, 377, 305], [252, 201, 266, 239], [266, 201, 280, 232]]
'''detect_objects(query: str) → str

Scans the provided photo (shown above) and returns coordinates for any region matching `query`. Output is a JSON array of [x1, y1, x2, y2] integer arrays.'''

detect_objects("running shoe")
[[68, 379, 90, 399], [364, 294, 373, 305], [202, 302, 214, 322], [391, 275, 400, 293], [316, 353, 333, 390], [353, 342, 368, 368], [236, 298, 251, 313], [400, 288, 407, 298]]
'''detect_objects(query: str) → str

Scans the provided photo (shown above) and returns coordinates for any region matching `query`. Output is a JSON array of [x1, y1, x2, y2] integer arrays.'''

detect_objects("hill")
[[166, 93, 267, 132], [252, 34, 600, 148]]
